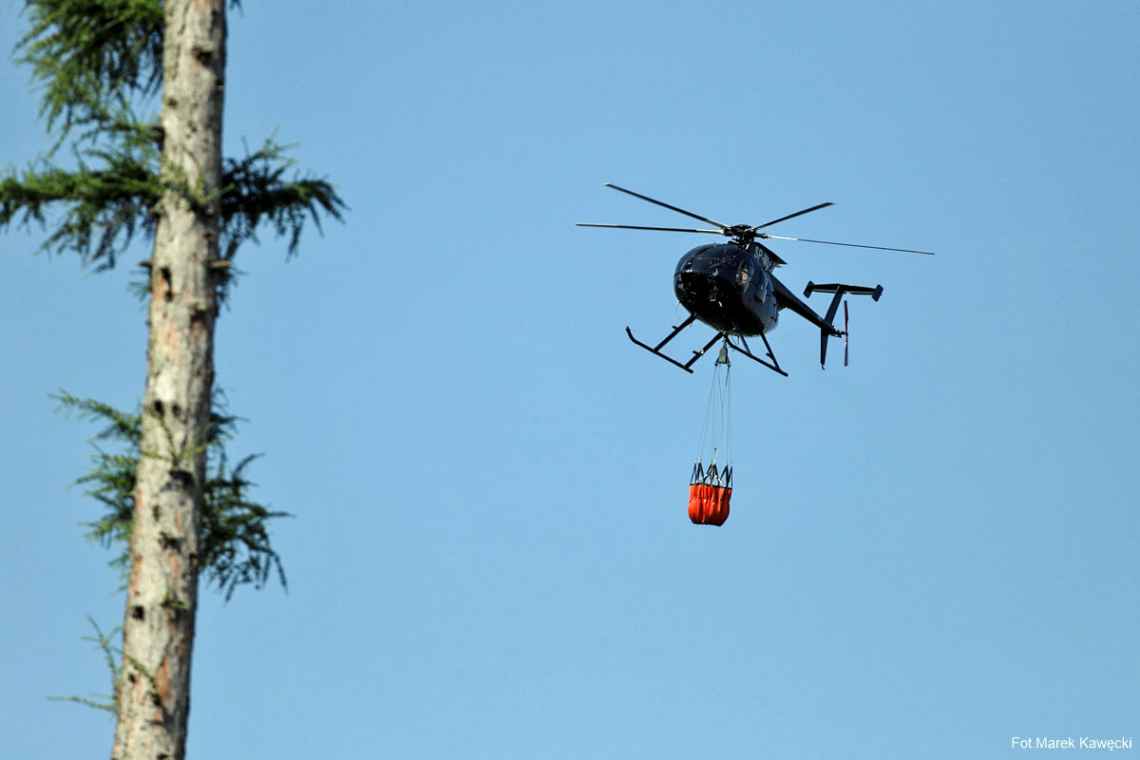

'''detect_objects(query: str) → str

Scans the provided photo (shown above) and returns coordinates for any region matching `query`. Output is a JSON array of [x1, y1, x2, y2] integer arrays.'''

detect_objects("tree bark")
[[112, 2, 226, 759]]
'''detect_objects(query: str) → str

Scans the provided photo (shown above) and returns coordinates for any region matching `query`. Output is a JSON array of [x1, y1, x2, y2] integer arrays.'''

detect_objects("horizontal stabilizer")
[[803, 282, 883, 367], [804, 281, 883, 301]]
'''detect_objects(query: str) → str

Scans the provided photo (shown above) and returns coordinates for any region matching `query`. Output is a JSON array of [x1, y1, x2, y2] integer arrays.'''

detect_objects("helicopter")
[[578, 183, 933, 376]]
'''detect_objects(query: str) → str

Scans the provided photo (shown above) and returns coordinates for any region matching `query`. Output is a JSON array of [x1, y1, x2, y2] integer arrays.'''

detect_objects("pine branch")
[[220, 139, 347, 261], [0, 129, 161, 269], [11, 4, 337, 277], [55, 391, 142, 442], [18, 0, 245, 142], [17, 0, 164, 138], [57, 391, 291, 598], [3, 134, 344, 277], [48, 616, 122, 717]]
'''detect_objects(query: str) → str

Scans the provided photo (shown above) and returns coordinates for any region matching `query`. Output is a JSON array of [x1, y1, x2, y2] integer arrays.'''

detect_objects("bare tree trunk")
[[112, 2, 226, 759]]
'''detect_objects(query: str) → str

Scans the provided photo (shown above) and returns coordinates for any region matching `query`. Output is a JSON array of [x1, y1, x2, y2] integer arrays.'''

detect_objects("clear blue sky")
[[2, 2, 1138, 758]]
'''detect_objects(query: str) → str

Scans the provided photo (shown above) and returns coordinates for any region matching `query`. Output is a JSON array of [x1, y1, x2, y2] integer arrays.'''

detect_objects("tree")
[[2, 2, 345, 759]]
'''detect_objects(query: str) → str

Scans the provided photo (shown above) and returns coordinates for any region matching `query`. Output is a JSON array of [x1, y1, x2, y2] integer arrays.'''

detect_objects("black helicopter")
[[578, 183, 932, 376]]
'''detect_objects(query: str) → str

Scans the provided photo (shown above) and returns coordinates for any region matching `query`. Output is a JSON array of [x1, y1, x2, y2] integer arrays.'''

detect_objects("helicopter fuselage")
[[674, 242, 778, 337], [580, 181, 927, 374]]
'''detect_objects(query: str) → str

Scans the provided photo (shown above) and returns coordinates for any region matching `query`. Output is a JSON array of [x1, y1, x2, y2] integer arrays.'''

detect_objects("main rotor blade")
[[762, 233, 934, 255], [753, 202, 834, 230], [577, 223, 724, 235], [604, 183, 727, 230]]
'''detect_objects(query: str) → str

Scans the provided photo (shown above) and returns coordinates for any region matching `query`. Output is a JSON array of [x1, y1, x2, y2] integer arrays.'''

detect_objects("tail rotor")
[[843, 299, 849, 367], [804, 282, 881, 368]]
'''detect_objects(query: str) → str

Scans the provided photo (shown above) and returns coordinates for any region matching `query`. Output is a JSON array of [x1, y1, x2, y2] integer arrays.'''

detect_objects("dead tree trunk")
[[111, 2, 226, 759]]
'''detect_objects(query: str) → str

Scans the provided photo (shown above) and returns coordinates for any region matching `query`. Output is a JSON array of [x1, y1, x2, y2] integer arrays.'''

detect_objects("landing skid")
[[625, 315, 719, 373], [726, 333, 788, 377], [625, 315, 789, 377]]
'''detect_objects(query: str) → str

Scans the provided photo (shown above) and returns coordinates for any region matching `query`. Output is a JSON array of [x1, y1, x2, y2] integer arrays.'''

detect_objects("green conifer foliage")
[[4, 0, 344, 275], [4, 3, 344, 596], [58, 392, 290, 601], [16, 0, 165, 136]]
